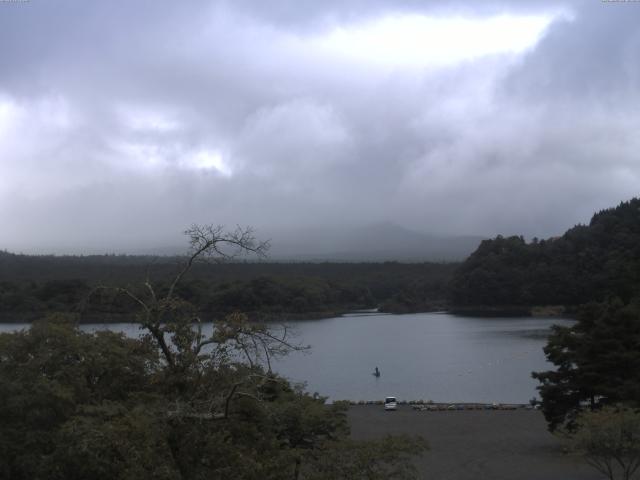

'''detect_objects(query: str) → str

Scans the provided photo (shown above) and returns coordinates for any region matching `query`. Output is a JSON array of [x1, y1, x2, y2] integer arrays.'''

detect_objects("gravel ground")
[[348, 406, 602, 480]]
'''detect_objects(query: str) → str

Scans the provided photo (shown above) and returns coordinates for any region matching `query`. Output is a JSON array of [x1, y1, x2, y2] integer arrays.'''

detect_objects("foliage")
[[569, 406, 640, 480], [0, 254, 455, 320], [0, 225, 426, 480], [451, 198, 640, 308], [532, 299, 640, 431], [0, 315, 162, 480]]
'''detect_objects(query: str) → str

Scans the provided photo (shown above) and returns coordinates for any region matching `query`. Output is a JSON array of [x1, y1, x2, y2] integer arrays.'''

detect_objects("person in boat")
[[373, 367, 380, 377]]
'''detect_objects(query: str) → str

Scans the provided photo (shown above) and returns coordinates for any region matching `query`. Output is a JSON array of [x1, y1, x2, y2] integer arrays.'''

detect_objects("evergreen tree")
[[533, 299, 640, 431]]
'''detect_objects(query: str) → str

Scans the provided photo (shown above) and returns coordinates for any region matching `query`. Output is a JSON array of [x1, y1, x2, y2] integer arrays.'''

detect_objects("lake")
[[0, 312, 572, 404]]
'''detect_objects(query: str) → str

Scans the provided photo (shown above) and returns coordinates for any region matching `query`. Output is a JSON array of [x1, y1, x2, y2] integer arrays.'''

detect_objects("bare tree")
[[90, 224, 306, 416]]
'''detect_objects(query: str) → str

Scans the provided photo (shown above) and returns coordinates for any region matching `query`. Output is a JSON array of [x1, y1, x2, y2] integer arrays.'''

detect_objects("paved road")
[[348, 406, 602, 480]]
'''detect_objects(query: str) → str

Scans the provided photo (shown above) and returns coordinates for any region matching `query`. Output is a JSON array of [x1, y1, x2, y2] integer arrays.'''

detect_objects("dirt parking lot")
[[348, 405, 602, 480]]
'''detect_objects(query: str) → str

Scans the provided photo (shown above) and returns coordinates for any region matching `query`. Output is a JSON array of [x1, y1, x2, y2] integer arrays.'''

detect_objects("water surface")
[[269, 312, 572, 404], [0, 312, 572, 403]]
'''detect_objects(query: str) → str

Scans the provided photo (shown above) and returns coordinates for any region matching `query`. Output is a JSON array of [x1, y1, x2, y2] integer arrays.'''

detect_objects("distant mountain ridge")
[[266, 223, 484, 262], [2, 224, 484, 262]]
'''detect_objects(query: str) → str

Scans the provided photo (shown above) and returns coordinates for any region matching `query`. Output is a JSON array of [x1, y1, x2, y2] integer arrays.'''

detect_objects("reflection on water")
[[0, 313, 573, 403]]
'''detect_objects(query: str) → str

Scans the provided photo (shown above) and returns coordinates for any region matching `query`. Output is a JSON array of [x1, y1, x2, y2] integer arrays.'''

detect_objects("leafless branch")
[[144, 280, 157, 305], [166, 224, 269, 302], [261, 340, 272, 373], [224, 382, 242, 418]]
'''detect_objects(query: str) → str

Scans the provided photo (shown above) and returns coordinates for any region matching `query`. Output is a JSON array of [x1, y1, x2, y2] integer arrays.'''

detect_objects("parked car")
[[384, 396, 397, 411]]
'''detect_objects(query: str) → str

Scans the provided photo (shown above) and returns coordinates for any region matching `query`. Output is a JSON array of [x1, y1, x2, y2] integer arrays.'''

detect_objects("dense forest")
[[533, 298, 640, 431], [0, 226, 426, 479], [451, 198, 640, 312], [0, 253, 455, 322]]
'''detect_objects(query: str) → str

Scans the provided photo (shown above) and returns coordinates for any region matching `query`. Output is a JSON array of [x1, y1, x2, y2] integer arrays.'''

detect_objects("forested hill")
[[451, 198, 640, 310], [0, 253, 456, 321]]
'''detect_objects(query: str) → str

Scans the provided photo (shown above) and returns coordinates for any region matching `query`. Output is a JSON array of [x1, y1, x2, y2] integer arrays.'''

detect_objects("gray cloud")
[[0, 0, 638, 253]]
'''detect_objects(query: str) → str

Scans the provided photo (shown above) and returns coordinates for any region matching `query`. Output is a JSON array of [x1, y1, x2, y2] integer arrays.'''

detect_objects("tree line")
[[451, 198, 640, 310], [0, 254, 455, 321]]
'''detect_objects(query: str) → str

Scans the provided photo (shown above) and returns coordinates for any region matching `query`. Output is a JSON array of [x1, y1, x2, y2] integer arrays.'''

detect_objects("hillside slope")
[[451, 198, 640, 309]]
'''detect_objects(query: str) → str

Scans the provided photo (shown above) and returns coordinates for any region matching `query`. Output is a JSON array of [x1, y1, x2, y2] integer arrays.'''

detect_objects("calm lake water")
[[0, 312, 573, 404]]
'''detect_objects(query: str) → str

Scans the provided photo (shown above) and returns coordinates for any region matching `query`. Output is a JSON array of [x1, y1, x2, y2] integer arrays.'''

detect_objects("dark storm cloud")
[[506, 2, 640, 101], [0, 0, 638, 253]]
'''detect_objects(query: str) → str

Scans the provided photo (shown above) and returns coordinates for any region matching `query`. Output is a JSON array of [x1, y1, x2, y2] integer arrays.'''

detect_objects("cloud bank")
[[0, 0, 638, 253]]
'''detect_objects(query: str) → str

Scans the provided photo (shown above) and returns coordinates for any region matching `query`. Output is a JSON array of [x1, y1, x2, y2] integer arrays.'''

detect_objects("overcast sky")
[[1, 0, 639, 253]]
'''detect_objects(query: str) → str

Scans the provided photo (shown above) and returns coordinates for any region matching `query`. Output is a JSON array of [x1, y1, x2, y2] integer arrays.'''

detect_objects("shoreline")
[[448, 304, 576, 318], [340, 400, 533, 410], [0, 305, 572, 324]]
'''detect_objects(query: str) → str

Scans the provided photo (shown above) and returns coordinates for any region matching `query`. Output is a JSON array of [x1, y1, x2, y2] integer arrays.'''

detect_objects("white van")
[[384, 396, 397, 411]]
